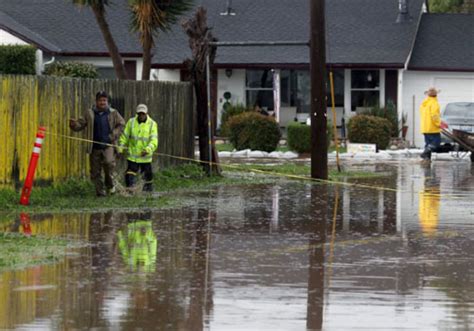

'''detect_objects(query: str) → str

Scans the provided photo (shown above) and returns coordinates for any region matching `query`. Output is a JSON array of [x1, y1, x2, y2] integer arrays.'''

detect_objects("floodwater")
[[1, 160, 473, 330]]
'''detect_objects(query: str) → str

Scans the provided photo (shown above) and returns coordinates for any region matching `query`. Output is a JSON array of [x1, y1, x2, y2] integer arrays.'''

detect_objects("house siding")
[[402, 70, 474, 147], [0, 29, 28, 45], [217, 69, 246, 127]]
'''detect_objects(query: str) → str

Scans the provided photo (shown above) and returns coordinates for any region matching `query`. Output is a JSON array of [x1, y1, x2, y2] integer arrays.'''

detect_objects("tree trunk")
[[91, 5, 127, 80], [141, 34, 152, 81], [182, 7, 221, 176]]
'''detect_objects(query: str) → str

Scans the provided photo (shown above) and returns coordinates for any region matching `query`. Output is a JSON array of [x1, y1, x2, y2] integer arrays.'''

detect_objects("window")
[[351, 70, 379, 110], [246, 69, 274, 110], [280, 69, 344, 113]]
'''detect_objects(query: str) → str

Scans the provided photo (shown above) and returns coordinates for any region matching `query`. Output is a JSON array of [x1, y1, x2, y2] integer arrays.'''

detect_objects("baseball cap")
[[136, 104, 148, 114]]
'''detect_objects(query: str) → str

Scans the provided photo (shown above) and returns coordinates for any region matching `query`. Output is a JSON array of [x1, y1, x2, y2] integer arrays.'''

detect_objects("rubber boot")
[[125, 172, 137, 187]]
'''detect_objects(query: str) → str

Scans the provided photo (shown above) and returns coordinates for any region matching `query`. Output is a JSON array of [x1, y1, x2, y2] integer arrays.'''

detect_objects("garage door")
[[434, 77, 474, 104]]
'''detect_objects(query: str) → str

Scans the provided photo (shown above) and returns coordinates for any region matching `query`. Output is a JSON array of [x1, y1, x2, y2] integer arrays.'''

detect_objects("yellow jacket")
[[420, 96, 441, 134], [119, 116, 158, 163]]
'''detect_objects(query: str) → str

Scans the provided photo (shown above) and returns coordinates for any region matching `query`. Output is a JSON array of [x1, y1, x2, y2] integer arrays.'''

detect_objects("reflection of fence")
[[0, 75, 195, 184]]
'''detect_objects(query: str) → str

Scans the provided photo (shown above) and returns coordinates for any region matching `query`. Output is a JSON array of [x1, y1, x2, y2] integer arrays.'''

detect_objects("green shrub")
[[220, 103, 250, 136], [347, 115, 392, 150], [44, 61, 98, 79], [287, 121, 334, 153], [0, 45, 36, 75], [363, 100, 399, 137], [228, 112, 281, 152]]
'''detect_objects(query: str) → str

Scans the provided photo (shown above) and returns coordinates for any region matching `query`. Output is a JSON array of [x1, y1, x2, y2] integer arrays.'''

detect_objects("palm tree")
[[182, 7, 220, 175], [73, 0, 127, 79], [129, 0, 193, 80]]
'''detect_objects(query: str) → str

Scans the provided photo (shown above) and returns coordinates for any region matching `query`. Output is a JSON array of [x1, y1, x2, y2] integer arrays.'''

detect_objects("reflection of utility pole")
[[310, 0, 328, 179], [306, 185, 328, 329]]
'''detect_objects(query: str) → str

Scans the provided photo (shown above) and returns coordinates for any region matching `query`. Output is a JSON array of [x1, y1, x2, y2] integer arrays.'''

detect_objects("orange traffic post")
[[20, 127, 46, 206]]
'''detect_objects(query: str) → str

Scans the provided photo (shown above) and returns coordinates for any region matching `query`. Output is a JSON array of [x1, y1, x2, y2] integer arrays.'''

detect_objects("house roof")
[[0, 0, 142, 56], [1, 0, 424, 67], [153, 0, 425, 68], [408, 14, 474, 72]]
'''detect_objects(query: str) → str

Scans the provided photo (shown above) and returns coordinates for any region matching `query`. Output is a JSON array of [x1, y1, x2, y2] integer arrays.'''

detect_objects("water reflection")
[[0, 162, 473, 329], [306, 185, 327, 331], [418, 165, 440, 237], [117, 213, 157, 272]]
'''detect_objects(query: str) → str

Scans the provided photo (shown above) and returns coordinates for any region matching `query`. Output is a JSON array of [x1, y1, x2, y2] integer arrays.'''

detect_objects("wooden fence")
[[0, 75, 195, 184]]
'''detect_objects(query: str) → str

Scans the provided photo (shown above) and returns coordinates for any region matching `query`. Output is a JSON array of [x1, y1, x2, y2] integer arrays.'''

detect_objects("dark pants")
[[125, 161, 153, 191], [421, 133, 441, 160], [90, 147, 116, 196]]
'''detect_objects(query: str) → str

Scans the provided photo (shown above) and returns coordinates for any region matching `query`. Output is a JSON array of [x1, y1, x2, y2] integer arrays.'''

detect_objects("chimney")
[[220, 0, 236, 16], [396, 0, 412, 23]]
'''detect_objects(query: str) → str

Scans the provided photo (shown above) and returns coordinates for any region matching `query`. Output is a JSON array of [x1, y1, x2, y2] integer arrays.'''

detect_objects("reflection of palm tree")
[[186, 208, 214, 331]]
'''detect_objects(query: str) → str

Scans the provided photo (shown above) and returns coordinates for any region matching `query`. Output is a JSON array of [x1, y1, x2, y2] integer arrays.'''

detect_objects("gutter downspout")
[[35, 49, 43, 75], [42, 56, 55, 74]]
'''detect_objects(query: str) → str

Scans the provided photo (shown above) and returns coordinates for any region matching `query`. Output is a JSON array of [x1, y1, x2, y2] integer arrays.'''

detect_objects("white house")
[[402, 14, 474, 146], [2, 0, 473, 147]]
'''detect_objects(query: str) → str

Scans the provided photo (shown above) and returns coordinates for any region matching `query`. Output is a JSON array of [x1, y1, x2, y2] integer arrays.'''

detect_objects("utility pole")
[[310, 0, 328, 179]]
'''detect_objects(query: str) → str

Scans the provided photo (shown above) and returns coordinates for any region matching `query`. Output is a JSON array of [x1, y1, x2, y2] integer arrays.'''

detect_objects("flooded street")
[[1, 160, 473, 330]]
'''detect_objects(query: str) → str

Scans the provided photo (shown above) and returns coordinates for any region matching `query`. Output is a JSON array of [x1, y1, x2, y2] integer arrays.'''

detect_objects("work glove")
[[141, 150, 148, 157]]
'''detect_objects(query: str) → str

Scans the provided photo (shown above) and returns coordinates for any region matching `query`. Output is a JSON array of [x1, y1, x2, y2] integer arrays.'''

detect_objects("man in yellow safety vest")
[[118, 104, 158, 191]]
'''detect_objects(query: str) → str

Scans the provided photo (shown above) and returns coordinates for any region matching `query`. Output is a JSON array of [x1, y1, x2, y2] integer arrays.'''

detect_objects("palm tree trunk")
[[141, 35, 152, 81], [91, 5, 127, 80]]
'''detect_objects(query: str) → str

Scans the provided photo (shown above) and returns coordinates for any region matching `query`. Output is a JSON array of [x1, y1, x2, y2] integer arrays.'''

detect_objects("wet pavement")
[[0, 160, 473, 330]]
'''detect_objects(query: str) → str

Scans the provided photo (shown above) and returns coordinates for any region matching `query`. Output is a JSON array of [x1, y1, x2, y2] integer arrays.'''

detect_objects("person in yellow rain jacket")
[[117, 220, 157, 272], [118, 104, 158, 191], [420, 87, 444, 160]]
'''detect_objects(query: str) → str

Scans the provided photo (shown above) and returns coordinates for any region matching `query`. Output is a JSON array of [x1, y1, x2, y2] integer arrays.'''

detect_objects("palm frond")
[[129, 0, 193, 36]]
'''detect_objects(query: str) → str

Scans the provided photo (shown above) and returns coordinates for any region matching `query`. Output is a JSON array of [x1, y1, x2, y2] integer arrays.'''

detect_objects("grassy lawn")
[[0, 164, 272, 213], [0, 162, 378, 213], [0, 232, 73, 271], [222, 163, 382, 181]]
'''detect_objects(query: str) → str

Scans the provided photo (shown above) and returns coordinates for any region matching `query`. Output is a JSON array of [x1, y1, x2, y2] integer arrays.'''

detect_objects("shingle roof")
[[1, 0, 424, 66], [153, 0, 425, 67], [0, 11, 61, 52], [0, 0, 142, 55], [408, 14, 474, 71]]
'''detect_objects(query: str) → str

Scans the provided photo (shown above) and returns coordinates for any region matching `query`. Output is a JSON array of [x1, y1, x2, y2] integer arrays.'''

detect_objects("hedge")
[[44, 61, 98, 79], [0, 45, 36, 75], [220, 103, 250, 136], [287, 121, 333, 153], [347, 114, 392, 150], [227, 112, 281, 152], [363, 101, 399, 137]]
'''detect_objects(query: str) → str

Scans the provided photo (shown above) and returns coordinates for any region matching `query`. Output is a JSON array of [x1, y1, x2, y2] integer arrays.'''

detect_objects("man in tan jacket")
[[69, 91, 125, 196]]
